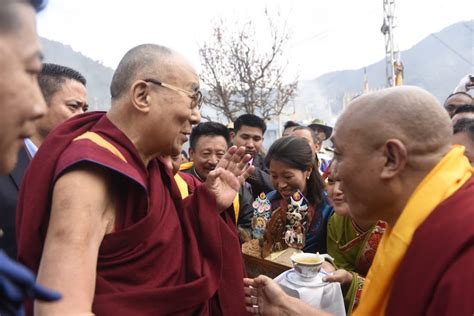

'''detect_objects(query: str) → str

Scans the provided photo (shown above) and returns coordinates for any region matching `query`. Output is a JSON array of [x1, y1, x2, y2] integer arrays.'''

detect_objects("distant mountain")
[[40, 37, 114, 111], [294, 20, 474, 123], [39, 20, 473, 121]]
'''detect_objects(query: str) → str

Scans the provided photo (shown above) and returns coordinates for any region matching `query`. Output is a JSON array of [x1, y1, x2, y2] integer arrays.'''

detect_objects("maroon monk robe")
[[178, 171, 240, 227], [386, 177, 474, 315], [177, 171, 249, 313], [16, 112, 247, 315]]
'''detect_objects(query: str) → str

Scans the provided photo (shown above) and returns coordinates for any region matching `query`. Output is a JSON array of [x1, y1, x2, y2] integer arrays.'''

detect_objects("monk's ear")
[[380, 139, 407, 179], [130, 80, 151, 113]]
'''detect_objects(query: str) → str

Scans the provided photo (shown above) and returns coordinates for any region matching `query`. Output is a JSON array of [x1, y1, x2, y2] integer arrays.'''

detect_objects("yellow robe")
[[354, 146, 473, 315]]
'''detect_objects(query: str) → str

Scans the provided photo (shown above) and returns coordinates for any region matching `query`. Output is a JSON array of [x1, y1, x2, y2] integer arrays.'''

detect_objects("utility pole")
[[381, 0, 400, 87]]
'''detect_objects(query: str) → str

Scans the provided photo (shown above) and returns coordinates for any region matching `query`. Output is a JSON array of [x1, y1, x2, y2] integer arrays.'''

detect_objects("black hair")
[[265, 136, 325, 207], [110, 44, 172, 100], [0, 0, 47, 33], [453, 118, 474, 142], [283, 120, 300, 129], [38, 63, 86, 104], [233, 114, 266, 134], [189, 122, 230, 150], [453, 104, 474, 116], [444, 91, 473, 106]]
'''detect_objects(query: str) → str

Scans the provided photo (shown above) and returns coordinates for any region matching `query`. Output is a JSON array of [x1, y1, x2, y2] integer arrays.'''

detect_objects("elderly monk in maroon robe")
[[17, 44, 254, 315], [244, 86, 474, 316]]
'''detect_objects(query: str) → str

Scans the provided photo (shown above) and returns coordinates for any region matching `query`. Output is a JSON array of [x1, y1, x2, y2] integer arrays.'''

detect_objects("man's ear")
[[188, 148, 194, 160], [230, 131, 235, 141], [380, 139, 407, 179], [130, 80, 151, 113]]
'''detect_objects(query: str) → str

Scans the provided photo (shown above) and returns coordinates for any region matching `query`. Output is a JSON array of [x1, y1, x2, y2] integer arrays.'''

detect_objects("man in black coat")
[[231, 114, 274, 199], [0, 63, 87, 258]]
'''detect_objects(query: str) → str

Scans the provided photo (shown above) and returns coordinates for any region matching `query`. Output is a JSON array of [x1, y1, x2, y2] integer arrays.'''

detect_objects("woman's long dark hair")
[[265, 136, 325, 207]]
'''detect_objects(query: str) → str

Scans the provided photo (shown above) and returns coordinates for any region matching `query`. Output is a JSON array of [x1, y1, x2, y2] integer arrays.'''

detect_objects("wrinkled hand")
[[0, 251, 61, 315], [205, 146, 255, 211], [244, 276, 332, 316], [322, 268, 353, 285], [244, 275, 288, 315]]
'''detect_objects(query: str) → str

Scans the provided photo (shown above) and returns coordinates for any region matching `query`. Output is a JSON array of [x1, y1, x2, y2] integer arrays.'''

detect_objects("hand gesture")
[[244, 275, 288, 315], [244, 276, 329, 315], [205, 146, 255, 211]]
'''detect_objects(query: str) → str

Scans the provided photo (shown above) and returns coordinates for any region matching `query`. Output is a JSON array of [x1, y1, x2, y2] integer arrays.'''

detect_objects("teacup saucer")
[[285, 270, 328, 287]]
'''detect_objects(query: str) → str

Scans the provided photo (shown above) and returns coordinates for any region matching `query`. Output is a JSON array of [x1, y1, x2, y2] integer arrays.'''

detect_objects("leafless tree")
[[199, 10, 298, 122]]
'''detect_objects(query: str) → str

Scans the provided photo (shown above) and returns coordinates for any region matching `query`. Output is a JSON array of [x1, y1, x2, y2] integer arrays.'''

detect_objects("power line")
[[290, 7, 380, 48], [430, 33, 473, 66], [290, 30, 328, 47], [462, 22, 473, 33]]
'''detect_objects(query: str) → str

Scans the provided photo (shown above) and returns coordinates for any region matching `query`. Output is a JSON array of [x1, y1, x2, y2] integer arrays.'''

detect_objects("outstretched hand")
[[244, 275, 288, 315], [205, 146, 255, 211], [244, 276, 330, 316]]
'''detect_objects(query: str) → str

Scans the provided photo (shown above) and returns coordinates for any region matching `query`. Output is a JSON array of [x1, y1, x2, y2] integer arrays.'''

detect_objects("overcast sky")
[[37, 0, 473, 81]]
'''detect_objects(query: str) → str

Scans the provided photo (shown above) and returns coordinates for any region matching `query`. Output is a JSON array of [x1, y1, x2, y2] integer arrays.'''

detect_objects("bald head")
[[106, 44, 201, 165], [332, 86, 453, 226], [110, 44, 190, 101], [337, 86, 452, 160]]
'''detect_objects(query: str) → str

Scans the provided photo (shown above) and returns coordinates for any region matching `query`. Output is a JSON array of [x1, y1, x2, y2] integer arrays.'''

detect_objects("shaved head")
[[110, 44, 194, 101], [106, 44, 201, 164], [332, 86, 453, 226], [337, 86, 452, 160]]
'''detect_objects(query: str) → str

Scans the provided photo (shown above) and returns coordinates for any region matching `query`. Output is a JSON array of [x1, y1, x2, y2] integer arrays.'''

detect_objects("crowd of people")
[[0, 0, 473, 315]]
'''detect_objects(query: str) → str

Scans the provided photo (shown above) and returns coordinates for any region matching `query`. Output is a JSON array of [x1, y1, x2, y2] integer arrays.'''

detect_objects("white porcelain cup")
[[290, 252, 325, 280]]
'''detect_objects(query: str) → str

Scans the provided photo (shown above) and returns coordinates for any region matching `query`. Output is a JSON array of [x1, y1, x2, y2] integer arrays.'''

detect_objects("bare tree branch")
[[198, 10, 298, 122]]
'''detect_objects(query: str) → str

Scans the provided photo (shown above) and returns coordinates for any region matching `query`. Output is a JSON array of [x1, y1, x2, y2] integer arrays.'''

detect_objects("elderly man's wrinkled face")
[[148, 59, 201, 156], [0, 4, 47, 173], [331, 118, 385, 222]]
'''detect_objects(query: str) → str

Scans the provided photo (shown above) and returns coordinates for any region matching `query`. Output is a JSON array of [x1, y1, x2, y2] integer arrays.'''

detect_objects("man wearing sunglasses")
[[17, 44, 252, 315]]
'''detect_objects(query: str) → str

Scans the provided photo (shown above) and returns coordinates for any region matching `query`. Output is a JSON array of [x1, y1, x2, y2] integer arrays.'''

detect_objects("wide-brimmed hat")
[[308, 119, 333, 140]]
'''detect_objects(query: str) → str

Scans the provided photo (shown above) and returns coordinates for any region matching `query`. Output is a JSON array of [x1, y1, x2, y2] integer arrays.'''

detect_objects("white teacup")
[[290, 252, 325, 280]]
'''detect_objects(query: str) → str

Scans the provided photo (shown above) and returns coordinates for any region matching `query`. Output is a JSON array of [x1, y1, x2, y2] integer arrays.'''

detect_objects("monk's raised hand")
[[216, 146, 255, 184], [205, 146, 255, 211]]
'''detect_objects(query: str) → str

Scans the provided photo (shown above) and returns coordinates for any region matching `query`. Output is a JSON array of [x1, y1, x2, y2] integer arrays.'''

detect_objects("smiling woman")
[[262, 136, 333, 254]]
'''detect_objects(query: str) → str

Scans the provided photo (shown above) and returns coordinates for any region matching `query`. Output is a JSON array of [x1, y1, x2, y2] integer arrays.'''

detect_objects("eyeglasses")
[[144, 78, 202, 110]]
